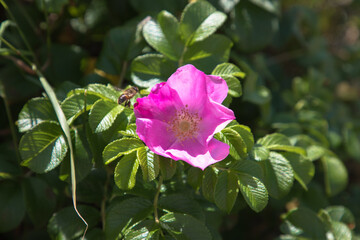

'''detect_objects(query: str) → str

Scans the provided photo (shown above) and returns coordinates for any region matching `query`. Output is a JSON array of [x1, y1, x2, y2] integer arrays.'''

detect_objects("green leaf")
[[331, 221, 352, 240], [214, 171, 239, 213], [282, 152, 314, 190], [217, 125, 252, 160], [48, 205, 100, 239], [143, 11, 183, 61], [17, 97, 57, 132], [131, 54, 177, 88], [0, 180, 25, 233], [22, 177, 56, 227], [261, 152, 294, 198], [89, 100, 125, 133], [284, 207, 327, 239], [231, 160, 268, 212], [212, 63, 246, 98], [229, 125, 254, 152], [250, 144, 270, 161], [180, 1, 226, 45], [258, 133, 306, 156], [325, 206, 355, 226], [105, 197, 152, 240], [160, 213, 211, 239], [61, 91, 102, 124], [114, 151, 140, 190], [86, 84, 120, 102], [19, 121, 68, 173], [187, 167, 203, 191], [159, 156, 177, 180], [212, 62, 246, 78], [227, 1, 278, 52], [321, 156, 348, 196], [137, 147, 159, 182], [201, 167, 218, 202], [183, 34, 233, 73], [103, 138, 144, 165], [119, 123, 138, 138], [307, 145, 326, 161], [159, 194, 205, 221]]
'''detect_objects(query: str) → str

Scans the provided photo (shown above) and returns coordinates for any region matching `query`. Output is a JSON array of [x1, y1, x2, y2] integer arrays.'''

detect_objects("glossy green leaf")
[[231, 160, 268, 212], [237, 172, 268, 212], [143, 11, 183, 61], [85, 84, 120, 102], [48, 205, 100, 239], [0, 180, 25, 233], [61, 91, 102, 124], [119, 123, 138, 138], [183, 34, 233, 73], [19, 121, 68, 173], [250, 144, 270, 161], [160, 213, 211, 239], [321, 156, 348, 196], [325, 206, 355, 226], [331, 221, 352, 240], [89, 100, 125, 133], [103, 138, 144, 164], [159, 156, 177, 180], [217, 126, 248, 160], [187, 167, 203, 191], [306, 145, 326, 161], [282, 152, 314, 190], [137, 147, 159, 182], [229, 125, 254, 152], [284, 207, 327, 239], [159, 194, 205, 221], [214, 171, 239, 213], [17, 97, 57, 132], [180, 1, 226, 45], [22, 177, 56, 226], [261, 152, 294, 198], [212, 63, 246, 98], [201, 167, 218, 202], [131, 54, 177, 88], [258, 133, 306, 156], [105, 197, 152, 240], [114, 151, 139, 190]]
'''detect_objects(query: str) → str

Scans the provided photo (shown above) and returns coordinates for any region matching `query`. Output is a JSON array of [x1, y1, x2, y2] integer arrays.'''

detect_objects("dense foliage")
[[1, 0, 360, 239]]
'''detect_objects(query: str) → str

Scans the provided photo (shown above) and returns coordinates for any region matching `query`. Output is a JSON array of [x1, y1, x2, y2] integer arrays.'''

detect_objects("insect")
[[118, 86, 139, 107]]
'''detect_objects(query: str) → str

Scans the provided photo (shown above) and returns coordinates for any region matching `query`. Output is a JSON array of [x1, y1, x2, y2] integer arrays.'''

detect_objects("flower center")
[[167, 105, 201, 142]]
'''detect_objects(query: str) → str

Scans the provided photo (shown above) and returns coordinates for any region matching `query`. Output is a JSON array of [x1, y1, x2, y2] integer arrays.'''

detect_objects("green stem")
[[1, 87, 22, 163], [154, 175, 163, 224], [178, 46, 188, 67]]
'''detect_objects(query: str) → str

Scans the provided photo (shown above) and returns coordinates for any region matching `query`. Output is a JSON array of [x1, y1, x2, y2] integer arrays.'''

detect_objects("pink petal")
[[206, 75, 229, 103], [166, 137, 230, 170], [134, 83, 182, 122], [136, 118, 175, 158], [166, 64, 208, 111], [197, 101, 235, 144]]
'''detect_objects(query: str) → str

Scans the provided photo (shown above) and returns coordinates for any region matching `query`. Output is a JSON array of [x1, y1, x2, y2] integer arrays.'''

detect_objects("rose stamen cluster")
[[167, 105, 201, 142]]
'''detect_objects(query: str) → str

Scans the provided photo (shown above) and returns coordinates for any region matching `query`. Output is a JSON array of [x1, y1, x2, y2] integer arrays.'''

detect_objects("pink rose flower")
[[134, 64, 235, 170]]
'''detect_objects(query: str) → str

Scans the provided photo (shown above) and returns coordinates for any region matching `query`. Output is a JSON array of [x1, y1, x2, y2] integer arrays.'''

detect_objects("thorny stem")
[[154, 175, 163, 224]]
